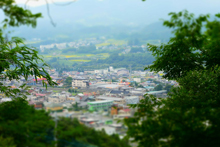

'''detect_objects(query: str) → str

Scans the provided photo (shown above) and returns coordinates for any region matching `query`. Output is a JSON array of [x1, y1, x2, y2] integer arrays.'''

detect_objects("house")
[[107, 90, 130, 96], [45, 103, 63, 112], [72, 77, 89, 88], [95, 126, 116, 135], [47, 93, 67, 103], [80, 118, 99, 127], [111, 106, 118, 115], [124, 96, 140, 104], [67, 96, 80, 102], [34, 102, 44, 109]]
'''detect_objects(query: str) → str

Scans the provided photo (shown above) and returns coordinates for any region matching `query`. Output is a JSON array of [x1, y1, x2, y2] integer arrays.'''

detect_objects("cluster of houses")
[[39, 38, 102, 51], [0, 66, 178, 137]]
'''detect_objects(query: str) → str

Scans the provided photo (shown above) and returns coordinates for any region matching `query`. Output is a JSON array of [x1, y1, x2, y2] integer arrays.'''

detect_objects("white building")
[[72, 77, 89, 88], [133, 78, 141, 83], [124, 96, 139, 105]]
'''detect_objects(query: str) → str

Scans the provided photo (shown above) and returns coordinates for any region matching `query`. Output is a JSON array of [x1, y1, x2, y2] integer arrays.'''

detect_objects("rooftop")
[[88, 100, 113, 104], [96, 96, 124, 101]]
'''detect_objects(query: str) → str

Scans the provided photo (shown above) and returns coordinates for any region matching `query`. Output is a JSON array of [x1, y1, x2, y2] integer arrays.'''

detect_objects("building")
[[117, 69, 129, 77], [96, 96, 126, 105], [111, 106, 118, 115], [34, 102, 44, 109], [72, 77, 89, 88], [133, 78, 141, 83], [47, 93, 67, 103], [95, 126, 116, 135], [67, 96, 80, 102], [147, 90, 167, 96], [0, 98, 12, 103], [45, 103, 63, 112], [124, 96, 140, 104], [87, 100, 113, 111]]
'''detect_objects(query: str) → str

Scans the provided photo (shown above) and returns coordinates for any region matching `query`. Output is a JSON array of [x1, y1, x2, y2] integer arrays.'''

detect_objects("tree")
[[0, 1, 57, 146], [0, 136, 16, 147], [64, 77, 73, 88], [124, 10, 220, 147], [57, 117, 131, 147], [72, 102, 80, 111], [130, 47, 144, 53], [0, 98, 55, 147], [163, 84, 172, 92], [153, 84, 163, 91], [137, 84, 144, 88], [145, 10, 215, 80], [0, 1, 56, 99], [125, 68, 220, 147]]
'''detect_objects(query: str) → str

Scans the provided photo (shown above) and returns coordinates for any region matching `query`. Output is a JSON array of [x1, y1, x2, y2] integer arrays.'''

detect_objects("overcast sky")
[[15, 0, 220, 8]]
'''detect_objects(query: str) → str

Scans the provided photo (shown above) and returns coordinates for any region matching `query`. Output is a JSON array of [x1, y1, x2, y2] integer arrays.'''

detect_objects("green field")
[[96, 39, 126, 47], [42, 53, 110, 67]]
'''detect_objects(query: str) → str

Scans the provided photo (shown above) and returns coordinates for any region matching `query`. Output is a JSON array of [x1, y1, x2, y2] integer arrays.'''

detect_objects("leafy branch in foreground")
[[0, 34, 57, 98], [0, 0, 56, 99], [145, 10, 220, 80]]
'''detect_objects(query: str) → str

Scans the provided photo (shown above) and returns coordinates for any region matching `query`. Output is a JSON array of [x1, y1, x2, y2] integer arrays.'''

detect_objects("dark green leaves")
[[146, 10, 212, 80]]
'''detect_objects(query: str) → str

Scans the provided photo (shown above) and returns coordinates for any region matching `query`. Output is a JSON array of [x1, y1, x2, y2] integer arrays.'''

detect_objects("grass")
[[96, 42, 111, 47], [96, 39, 126, 47]]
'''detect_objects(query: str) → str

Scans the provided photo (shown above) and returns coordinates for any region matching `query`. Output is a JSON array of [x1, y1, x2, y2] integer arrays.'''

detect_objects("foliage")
[[163, 84, 172, 92], [145, 10, 220, 80], [0, 1, 56, 99], [84, 53, 154, 70], [129, 81, 138, 87], [153, 84, 163, 91], [62, 48, 77, 54], [125, 10, 220, 147], [68, 88, 78, 93], [77, 44, 96, 53], [0, 98, 55, 147], [0, 136, 16, 147], [127, 38, 140, 46], [0, 0, 42, 28], [0, 2, 58, 146], [72, 102, 82, 111], [125, 68, 220, 147], [64, 77, 73, 88], [57, 117, 131, 147], [130, 47, 144, 53]]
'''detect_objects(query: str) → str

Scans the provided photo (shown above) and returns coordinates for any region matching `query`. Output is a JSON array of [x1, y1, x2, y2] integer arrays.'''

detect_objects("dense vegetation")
[[0, 98, 55, 147], [124, 10, 220, 147], [80, 53, 154, 70], [57, 117, 130, 147]]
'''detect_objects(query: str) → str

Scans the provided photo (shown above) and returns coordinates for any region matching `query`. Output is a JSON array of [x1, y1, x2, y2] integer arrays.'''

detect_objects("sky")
[[11, 0, 220, 40], [15, 0, 77, 7], [15, 0, 220, 7]]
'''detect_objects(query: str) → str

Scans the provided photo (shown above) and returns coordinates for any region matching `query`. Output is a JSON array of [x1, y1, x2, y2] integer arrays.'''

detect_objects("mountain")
[[5, 0, 220, 40]]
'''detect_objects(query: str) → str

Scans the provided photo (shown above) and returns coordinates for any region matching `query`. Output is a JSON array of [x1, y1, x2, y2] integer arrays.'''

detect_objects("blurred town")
[[0, 66, 177, 139]]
